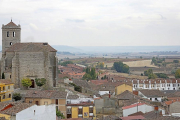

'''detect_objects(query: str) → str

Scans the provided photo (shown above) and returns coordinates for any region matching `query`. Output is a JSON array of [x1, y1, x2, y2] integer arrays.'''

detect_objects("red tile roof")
[[25, 90, 67, 99], [4, 21, 18, 27], [122, 103, 145, 110], [6, 43, 57, 52], [0, 79, 13, 85], [120, 115, 145, 120], [90, 80, 108, 85]]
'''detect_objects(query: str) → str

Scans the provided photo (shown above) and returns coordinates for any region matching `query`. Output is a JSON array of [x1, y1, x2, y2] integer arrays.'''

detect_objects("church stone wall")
[[18, 52, 46, 88], [5, 52, 14, 69]]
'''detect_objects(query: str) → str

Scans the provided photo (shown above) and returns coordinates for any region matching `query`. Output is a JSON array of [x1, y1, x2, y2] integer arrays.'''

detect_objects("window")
[[35, 101, 39, 105], [9, 94, 11, 98], [178, 84, 180, 87], [155, 98, 158, 101], [3, 87, 5, 91], [173, 88, 175, 90], [67, 108, 71, 114], [8, 86, 10, 89], [29, 100, 33, 103], [56, 99, 58, 105], [13, 32, 15, 37], [78, 108, 82, 114], [89, 107, 93, 113], [10, 42, 12, 45], [173, 84, 176, 87], [3, 95, 5, 99], [44, 101, 48, 105], [7, 31, 9, 37], [150, 98, 152, 100], [10, 75, 11, 78]]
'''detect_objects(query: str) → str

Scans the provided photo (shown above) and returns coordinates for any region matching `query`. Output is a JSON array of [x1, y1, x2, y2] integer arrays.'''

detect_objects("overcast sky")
[[0, 0, 180, 46]]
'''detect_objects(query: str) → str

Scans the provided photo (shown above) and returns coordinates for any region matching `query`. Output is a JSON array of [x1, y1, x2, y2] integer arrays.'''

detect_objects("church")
[[1, 20, 58, 88]]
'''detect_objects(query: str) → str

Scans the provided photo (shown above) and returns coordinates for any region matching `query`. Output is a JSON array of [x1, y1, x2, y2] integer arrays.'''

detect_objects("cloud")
[[0, 0, 180, 46], [66, 19, 85, 23]]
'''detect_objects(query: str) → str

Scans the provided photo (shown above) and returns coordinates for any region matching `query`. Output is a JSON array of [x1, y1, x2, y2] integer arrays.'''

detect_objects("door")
[[35, 101, 39, 105], [30, 79, 35, 88]]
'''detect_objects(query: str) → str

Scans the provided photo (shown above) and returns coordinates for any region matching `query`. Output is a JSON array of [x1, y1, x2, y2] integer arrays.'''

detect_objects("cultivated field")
[[105, 60, 157, 68], [123, 60, 157, 68]]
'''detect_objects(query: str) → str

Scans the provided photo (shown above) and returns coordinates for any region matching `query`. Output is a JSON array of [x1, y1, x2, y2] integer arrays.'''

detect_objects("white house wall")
[[16, 104, 56, 120]]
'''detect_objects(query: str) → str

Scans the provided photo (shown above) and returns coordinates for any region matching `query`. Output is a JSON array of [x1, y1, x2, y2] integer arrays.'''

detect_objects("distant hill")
[[52, 45, 82, 53], [73, 46, 180, 53]]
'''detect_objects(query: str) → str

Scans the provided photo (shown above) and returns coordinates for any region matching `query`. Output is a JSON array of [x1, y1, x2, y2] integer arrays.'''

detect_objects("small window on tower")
[[13, 32, 15, 37], [10, 42, 12, 45], [7, 31, 9, 37]]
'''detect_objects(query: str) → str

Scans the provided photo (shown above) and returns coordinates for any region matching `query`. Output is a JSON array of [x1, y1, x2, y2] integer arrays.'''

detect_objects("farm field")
[[105, 59, 157, 68]]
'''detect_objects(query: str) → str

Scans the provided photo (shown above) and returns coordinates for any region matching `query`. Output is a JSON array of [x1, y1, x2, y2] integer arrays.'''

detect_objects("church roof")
[[6, 42, 57, 52], [4, 21, 18, 27]]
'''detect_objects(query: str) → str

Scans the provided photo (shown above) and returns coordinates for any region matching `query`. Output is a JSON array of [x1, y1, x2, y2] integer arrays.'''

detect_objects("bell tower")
[[1, 19, 21, 56]]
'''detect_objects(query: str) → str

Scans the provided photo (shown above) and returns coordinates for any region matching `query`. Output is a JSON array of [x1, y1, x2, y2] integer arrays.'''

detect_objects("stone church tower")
[[1, 20, 58, 89], [2, 19, 21, 56]]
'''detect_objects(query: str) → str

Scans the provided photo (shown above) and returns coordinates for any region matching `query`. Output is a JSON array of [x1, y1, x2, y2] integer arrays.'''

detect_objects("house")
[[165, 101, 180, 117], [94, 97, 118, 115], [122, 102, 165, 117], [115, 83, 132, 95], [0, 101, 34, 120], [0, 101, 56, 120], [120, 115, 145, 120], [66, 97, 96, 119], [138, 89, 165, 102], [25, 90, 67, 118], [16, 104, 56, 120], [132, 79, 180, 90], [0, 79, 14, 102]]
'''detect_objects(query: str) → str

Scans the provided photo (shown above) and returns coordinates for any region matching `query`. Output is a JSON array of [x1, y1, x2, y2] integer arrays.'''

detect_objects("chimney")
[[154, 106, 158, 111]]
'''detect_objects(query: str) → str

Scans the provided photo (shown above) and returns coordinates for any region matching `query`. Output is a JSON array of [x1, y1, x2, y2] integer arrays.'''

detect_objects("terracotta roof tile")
[[4, 21, 18, 27], [25, 90, 67, 99], [139, 89, 165, 97], [143, 111, 162, 119], [0, 101, 34, 115], [67, 95, 79, 99], [104, 115, 121, 120], [6, 43, 57, 52], [120, 115, 145, 120], [128, 111, 144, 116], [146, 116, 180, 120], [0, 79, 13, 84]]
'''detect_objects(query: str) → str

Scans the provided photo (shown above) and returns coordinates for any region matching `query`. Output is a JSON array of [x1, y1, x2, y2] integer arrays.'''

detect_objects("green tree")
[[83, 67, 97, 80], [35, 78, 46, 87], [113, 61, 129, 73], [144, 69, 153, 76], [60, 61, 73, 66], [155, 73, 169, 78], [2, 72, 5, 79], [175, 69, 180, 78], [74, 86, 82, 92], [173, 60, 179, 63], [56, 110, 65, 119], [21, 78, 32, 87], [148, 73, 157, 79], [13, 93, 22, 101]]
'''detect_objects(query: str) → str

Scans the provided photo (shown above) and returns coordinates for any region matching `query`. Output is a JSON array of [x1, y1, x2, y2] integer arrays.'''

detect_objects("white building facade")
[[132, 79, 180, 91], [16, 104, 56, 120]]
